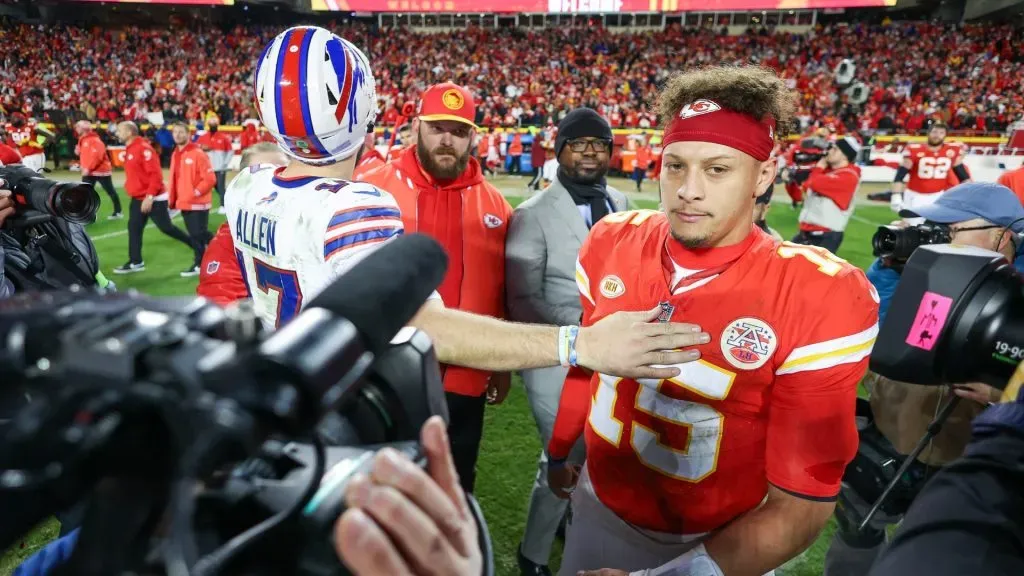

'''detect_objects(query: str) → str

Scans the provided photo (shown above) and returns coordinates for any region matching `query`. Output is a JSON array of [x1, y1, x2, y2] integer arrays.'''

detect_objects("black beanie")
[[555, 108, 613, 157]]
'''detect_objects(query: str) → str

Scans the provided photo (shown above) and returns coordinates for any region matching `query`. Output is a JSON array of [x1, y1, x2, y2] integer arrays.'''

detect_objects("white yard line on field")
[[90, 213, 183, 241]]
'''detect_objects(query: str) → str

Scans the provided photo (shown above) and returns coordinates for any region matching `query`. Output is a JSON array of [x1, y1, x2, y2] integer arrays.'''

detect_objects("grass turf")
[[1, 172, 896, 576]]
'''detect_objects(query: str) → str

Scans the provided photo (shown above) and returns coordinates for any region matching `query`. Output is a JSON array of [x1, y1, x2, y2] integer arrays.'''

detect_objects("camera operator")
[[868, 366, 1024, 576], [791, 136, 862, 254], [824, 181, 1024, 575]]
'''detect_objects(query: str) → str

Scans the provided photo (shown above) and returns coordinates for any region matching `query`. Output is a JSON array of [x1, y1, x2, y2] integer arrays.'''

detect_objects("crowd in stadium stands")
[[0, 18, 1022, 135]]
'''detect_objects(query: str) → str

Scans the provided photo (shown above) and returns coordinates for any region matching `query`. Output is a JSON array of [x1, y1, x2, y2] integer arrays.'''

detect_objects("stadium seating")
[[0, 19, 1021, 135]]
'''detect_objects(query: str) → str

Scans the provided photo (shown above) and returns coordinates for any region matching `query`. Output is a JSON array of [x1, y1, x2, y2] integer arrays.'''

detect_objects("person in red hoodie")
[[197, 142, 287, 305], [75, 120, 122, 219], [194, 116, 233, 213], [359, 82, 514, 494], [793, 135, 863, 254], [239, 120, 261, 151], [168, 122, 217, 277], [112, 121, 194, 274], [351, 132, 386, 180]]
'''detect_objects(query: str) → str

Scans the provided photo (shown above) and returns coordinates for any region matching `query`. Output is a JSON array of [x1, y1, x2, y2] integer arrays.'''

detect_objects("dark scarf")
[[558, 167, 610, 227]]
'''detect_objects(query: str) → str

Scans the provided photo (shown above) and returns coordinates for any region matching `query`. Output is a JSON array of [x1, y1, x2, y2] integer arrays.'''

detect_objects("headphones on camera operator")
[[0, 163, 107, 292]]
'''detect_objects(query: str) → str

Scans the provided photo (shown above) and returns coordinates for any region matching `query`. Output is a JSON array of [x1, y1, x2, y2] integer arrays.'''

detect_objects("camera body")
[[0, 289, 463, 575], [1, 163, 99, 227], [0, 164, 104, 291]]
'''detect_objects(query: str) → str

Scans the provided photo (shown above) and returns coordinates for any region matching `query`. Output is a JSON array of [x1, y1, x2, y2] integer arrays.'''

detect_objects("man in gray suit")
[[506, 108, 628, 576]]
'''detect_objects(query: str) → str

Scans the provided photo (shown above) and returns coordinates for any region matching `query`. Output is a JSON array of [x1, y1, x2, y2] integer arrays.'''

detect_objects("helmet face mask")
[[255, 27, 377, 166]]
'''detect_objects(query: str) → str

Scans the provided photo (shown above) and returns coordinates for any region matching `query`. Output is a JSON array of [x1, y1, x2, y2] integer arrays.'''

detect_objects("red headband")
[[662, 99, 776, 162]]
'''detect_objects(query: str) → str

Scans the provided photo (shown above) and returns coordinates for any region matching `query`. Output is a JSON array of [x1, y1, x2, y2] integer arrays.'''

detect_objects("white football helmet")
[[254, 26, 377, 165]]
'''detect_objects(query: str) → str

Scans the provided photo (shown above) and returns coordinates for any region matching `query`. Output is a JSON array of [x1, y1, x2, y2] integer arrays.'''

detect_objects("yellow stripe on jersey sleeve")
[[776, 323, 879, 376], [575, 258, 595, 306]]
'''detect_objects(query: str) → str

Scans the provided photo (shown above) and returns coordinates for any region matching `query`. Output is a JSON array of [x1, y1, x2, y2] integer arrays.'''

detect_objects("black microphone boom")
[[306, 233, 449, 354]]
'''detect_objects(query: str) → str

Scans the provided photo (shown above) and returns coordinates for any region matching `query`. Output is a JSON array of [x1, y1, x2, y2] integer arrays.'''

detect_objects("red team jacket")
[[197, 223, 249, 305], [77, 131, 113, 177], [123, 137, 165, 199], [549, 211, 879, 534], [902, 141, 967, 194], [360, 147, 513, 397]]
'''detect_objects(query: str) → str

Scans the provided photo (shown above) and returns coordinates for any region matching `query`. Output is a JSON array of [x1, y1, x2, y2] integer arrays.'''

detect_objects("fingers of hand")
[[335, 508, 410, 576], [643, 331, 710, 353], [350, 481, 459, 575], [629, 365, 683, 380], [639, 321, 702, 337], [367, 448, 466, 541], [641, 348, 703, 368], [421, 416, 471, 520]]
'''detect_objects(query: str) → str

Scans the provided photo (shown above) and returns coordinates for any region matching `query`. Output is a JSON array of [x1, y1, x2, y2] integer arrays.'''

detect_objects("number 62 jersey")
[[548, 210, 880, 535]]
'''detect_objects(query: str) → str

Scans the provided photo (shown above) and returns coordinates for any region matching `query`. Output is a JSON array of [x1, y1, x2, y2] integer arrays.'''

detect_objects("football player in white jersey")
[[238, 26, 712, 576]]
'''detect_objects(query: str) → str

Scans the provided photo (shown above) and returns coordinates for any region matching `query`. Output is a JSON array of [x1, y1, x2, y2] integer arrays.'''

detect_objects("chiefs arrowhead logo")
[[679, 99, 722, 119], [483, 213, 503, 229]]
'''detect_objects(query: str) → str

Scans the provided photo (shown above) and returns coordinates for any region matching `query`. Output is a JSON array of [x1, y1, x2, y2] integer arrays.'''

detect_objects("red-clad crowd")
[[0, 18, 1021, 134]]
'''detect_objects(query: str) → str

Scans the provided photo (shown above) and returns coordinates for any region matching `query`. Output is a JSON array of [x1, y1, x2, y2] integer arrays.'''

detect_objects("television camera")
[[0, 234, 494, 576], [852, 243, 1023, 531]]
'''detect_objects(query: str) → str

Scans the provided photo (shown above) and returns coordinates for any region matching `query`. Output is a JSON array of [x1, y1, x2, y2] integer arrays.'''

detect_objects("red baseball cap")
[[417, 82, 478, 129]]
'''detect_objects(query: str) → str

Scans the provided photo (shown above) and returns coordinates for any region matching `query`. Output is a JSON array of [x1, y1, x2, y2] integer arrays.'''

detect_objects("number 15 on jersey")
[[235, 248, 304, 328]]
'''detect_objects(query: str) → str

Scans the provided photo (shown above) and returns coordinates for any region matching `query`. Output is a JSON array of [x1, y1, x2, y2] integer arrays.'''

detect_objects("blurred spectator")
[[112, 121, 193, 275], [75, 120, 121, 218], [998, 163, 1024, 206], [0, 20, 1020, 137], [194, 117, 232, 213], [793, 136, 862, 253], [0, 139, 21, 165], [168, 122, 216, 277]]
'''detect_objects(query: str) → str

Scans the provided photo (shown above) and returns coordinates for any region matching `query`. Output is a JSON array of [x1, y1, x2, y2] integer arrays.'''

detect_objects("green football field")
[[0, 172, 897, 576]]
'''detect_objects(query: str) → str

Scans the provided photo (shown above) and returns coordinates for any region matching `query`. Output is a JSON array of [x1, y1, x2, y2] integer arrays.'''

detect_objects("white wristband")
[[557, 325, 571, 367]]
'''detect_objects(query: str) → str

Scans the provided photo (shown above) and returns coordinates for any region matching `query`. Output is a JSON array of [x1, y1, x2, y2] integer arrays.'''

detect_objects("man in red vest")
[[360, 82, 513, 493]]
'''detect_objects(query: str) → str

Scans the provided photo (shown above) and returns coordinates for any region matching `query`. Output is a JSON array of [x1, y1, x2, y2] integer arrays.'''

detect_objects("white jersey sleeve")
[[313, 180, 405, 277]]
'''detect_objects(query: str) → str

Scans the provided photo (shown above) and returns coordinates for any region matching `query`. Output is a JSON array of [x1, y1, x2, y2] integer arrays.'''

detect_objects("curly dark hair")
[[657, 65, 797, 138]]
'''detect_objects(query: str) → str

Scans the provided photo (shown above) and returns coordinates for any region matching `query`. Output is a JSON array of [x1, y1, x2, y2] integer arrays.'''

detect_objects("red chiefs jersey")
[[902, 141, 966, 194], [549, 211, 879, 534], [5, 122, 44, 158]]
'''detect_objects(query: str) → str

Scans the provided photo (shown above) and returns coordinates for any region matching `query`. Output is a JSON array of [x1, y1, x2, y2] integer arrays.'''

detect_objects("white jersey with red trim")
[[225, 164, 405, 330]]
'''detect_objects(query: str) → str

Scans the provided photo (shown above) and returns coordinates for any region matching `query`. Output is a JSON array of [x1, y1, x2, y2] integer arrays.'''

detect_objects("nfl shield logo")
[[657, 301, 675, 323], [206, 261, 220, 275]]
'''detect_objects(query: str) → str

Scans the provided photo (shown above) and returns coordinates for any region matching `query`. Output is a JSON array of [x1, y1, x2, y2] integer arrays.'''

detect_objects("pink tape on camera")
[[905, 292, 953, 351]]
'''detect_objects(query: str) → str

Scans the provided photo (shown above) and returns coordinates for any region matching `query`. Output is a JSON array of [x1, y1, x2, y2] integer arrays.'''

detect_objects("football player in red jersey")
[[890, 121, 969, 213], [547, 66, 879, 576], [4, 113, 52, 172]]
